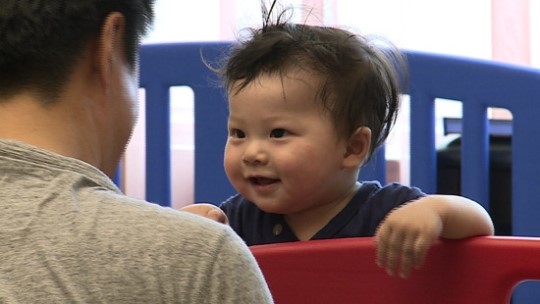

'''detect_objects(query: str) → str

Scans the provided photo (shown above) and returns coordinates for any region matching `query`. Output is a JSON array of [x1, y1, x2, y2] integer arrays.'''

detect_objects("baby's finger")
[[412, 236, 434, 269], [375, 227, 386, 268], [383, 229, 406, 276], [375, 225, 392, 268], [208, 209, 229, 225], [398, 233, 419, 279]]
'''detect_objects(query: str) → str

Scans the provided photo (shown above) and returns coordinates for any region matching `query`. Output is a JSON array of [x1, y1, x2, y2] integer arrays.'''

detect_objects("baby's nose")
[[242, 141, 269, 165]]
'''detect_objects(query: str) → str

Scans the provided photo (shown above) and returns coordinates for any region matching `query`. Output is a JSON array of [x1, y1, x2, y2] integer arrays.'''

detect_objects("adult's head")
[[0, 0, 155, 176], [0, 0, 154, 102]]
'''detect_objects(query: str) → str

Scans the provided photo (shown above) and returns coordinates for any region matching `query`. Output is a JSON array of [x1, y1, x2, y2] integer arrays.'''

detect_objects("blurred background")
[[123, 0, 540, 209]]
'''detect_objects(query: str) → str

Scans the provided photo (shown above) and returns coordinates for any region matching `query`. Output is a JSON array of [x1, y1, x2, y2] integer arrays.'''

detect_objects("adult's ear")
[[94, 12, 126, 91], [342, 127, 372, 168]]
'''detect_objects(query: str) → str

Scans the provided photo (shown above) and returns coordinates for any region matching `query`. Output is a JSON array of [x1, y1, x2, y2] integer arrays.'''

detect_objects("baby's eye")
[[270, 128, 288, 138], [230, 129, 246, 138]]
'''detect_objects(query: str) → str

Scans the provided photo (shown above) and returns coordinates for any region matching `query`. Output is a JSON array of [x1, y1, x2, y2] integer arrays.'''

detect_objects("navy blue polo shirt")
[[219, 181, 426, 246]]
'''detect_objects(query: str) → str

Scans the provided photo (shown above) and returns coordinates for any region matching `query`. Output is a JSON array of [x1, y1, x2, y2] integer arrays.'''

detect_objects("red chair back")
[[251, 236, 540, 304]]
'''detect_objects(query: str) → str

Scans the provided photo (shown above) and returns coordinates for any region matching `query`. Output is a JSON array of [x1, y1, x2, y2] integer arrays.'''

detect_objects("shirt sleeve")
[[205, 227, 274, 303]]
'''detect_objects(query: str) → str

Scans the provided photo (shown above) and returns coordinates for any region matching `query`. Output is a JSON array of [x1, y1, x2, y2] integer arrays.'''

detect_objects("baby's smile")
[[249, 176, 280, 186]]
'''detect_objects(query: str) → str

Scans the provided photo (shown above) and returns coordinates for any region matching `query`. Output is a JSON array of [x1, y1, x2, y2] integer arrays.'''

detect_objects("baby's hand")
[[374, 198, 443, 279], [180, 203, 229, 225]]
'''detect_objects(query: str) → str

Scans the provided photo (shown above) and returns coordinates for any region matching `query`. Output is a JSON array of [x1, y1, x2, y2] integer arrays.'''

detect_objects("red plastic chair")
[[250, 236, 540, 304]]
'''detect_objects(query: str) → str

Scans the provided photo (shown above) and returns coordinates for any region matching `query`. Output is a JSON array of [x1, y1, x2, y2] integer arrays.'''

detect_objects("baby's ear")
[[342, 127, 371, 168]]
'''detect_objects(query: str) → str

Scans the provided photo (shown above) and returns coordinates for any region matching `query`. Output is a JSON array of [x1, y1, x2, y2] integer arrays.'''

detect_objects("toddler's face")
[[224, 69, 356, 215]]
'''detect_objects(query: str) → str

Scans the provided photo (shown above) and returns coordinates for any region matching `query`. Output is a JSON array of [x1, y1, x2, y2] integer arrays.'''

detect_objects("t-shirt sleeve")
[[366, 182, 427, 233], [205, 228, 274, 303]]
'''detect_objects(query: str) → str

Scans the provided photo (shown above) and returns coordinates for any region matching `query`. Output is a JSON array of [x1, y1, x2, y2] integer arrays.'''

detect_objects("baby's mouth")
[[249, 177, 279, 185]]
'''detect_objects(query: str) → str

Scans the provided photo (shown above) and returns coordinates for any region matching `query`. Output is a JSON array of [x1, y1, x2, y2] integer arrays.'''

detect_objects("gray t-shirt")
[[0, 140, 273, 303]]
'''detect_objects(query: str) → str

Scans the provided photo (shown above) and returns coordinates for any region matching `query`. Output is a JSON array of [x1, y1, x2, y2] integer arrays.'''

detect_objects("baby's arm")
[[374, 195, 494, 278], [180, 203, 229, 225]]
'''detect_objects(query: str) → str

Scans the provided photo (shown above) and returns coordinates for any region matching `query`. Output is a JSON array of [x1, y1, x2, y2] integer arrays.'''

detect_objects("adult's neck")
[[0, 92, 101, 167]]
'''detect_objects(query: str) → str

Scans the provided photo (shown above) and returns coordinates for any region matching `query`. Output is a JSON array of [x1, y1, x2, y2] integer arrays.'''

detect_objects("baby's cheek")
[[223, 153, 240, 180], [224, 160, 238, 177], [283, 146, 319, 168]]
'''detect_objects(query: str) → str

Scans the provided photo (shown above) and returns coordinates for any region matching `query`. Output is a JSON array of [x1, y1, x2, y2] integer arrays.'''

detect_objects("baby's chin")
[[245, 197, 286, 214], [249, 198, 300, 216]]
